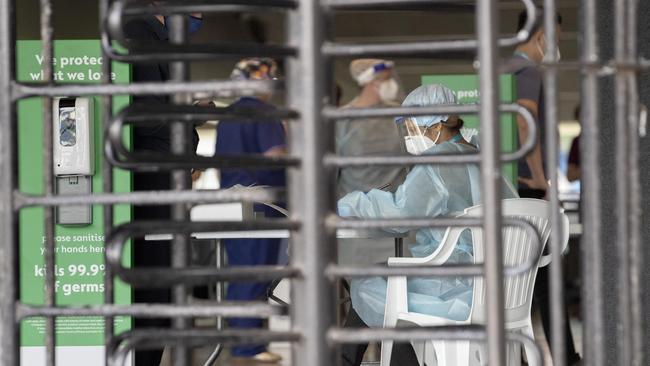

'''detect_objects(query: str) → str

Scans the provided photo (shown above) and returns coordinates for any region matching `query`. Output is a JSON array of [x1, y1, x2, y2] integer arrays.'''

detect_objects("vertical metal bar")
[[625, 2, 643, 363], [542, 2, 566, 365], [0, 0, 18, 365], [39, 0, 56, 365], [201, 240, 226, 366], [216, 241, 225, 330], [621, 0, 644, 364], [288, 0, 335, 365], [580, 0, 605, 364], [614, 0, 633, 364], [100, 1, 116, 363], [168, 14, 192, 366], [476, 0, 504, 364], [626, 67, 643, 366]]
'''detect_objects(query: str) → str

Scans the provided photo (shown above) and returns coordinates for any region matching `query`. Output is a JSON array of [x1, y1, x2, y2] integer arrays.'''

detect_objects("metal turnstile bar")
[[16, 303, 285, 319], [103, 0, 297, 63], [0, 0, 18, 365], [579, 0, 605, 364], [122, 0, 299, 15], [541, 1, 567, 365], [14, 187, 283, 208], [111, 266, 300, 287], [38, 0, 57, 365], [324, 0, 474, 11], [287, 0, 336, 365], [613, 0, 643, 365], [12, 79, 277, 99], [99, 0, 116, 363], [329, 328, 542, 366], [322, 0, 536, 57], [475, 0, 505, 364], [107, 329, 300, 366]]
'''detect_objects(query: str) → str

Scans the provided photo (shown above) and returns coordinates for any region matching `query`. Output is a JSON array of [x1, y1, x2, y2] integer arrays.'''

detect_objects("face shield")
[[396, 117, 441, 155], [395, 83, 459, 154], [351, 59, 406, 105]]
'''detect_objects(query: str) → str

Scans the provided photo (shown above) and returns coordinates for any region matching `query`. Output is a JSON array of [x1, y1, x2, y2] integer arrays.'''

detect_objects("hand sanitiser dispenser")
[[53, 97, 94, 225]]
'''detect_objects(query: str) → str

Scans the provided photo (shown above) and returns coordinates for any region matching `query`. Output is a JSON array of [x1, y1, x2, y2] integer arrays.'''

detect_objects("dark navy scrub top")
[[216, 97, 287, 216]]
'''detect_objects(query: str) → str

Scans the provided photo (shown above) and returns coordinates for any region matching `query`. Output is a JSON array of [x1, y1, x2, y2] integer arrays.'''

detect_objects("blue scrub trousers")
[[225, 237, 281, 357]]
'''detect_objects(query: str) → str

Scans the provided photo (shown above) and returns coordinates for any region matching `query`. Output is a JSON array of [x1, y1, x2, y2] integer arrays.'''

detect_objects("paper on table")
[[232, 184, 289, 217]]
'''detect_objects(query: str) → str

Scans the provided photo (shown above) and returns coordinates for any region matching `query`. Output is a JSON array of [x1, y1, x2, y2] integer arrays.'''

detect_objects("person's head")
[[396, 84, 465, 155], [349, 59, 402, 105], [230, 58, 279, 101], [517, 7, 563, 63]]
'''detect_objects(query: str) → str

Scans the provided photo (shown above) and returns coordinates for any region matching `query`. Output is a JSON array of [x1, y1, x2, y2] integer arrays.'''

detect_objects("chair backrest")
[[465, 198, 553, 325]]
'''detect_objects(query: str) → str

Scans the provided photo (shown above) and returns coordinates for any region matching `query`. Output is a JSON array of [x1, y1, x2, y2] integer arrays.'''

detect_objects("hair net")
[[397, 84, 458, 128], [230, 58, 278, 81], [349, 59, 394, 86]]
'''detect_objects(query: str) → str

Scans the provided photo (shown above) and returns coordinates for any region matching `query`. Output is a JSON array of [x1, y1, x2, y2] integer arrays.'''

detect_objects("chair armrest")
[[397, 312, 468, 327], [387, 256, 432, 266], [387, 226, 466, 267]]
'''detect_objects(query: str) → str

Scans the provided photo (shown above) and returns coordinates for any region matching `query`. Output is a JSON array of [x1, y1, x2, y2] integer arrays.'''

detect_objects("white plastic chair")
[[380, 198, 570, 366]]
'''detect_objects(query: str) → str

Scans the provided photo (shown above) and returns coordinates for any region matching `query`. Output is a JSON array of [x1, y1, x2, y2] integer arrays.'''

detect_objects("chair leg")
[[381, 277, 408, 366], [521, 325, 539, 366], [505, 339, 522, 366], [432, 340, 470, 366], [380, 341, 394, 366], [411, 340, 425, 365], [424, 342, 437, 366]]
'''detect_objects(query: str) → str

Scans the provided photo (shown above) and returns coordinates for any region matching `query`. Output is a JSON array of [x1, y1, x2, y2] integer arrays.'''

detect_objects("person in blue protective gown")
[[215, 58, 286, 364], [338, 84, 518, 366]]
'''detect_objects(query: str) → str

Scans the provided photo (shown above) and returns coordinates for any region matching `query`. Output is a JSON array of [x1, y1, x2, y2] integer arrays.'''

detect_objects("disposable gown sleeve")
[[337, 165, 450, 234]]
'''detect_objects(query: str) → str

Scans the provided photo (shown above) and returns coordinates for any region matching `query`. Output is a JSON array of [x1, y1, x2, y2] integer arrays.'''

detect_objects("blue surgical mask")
[[164, 15, 203, 35]]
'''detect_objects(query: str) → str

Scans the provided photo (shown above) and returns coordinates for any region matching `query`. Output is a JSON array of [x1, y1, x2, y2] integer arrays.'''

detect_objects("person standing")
[[567, 106, 581, 182], [123, 7, 202, 366], [335, 59, 407, 266], [216, 58, 286, 363], [502, 8, 582, 365]]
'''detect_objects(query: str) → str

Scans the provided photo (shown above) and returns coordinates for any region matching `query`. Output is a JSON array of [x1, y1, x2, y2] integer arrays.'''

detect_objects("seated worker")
[[336, 59, 408, 267], [338, 84, 518, 366]]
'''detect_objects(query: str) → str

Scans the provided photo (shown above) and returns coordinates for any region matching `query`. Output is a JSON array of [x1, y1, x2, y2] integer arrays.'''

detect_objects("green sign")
[[421, 74, 518, 183], [17, 40, 132, 348]]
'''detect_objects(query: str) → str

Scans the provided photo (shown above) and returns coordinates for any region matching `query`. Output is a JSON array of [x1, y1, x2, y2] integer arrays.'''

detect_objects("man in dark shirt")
[[501, 8, 561, 199], [567, 106, 581, 182], [503, 8, 582, 365], [123, 8, 201, 366]]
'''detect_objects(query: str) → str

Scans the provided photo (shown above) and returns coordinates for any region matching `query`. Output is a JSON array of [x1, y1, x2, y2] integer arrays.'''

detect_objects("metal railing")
[[0, 0, 645, 365]]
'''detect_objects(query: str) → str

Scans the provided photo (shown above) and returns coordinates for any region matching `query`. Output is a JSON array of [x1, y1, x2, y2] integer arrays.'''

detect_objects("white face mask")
[[537, 36, 561, 61], [404, 129, 440, 155], [378, 78, 400, 103]]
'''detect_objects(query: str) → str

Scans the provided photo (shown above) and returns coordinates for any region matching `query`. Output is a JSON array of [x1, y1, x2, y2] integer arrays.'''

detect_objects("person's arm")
[[566, 135, 581, 182], [516, 98, 548, 191], [264, 145, 287, 157], [256, 119, 287, 156], [567, 164, 581, 182], [337, 166, 448, 233]]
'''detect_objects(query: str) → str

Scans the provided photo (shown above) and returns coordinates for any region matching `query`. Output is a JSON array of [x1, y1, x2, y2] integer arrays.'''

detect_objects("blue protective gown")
[[215, 96, 286, 357], [338, 141, 518, 327]]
